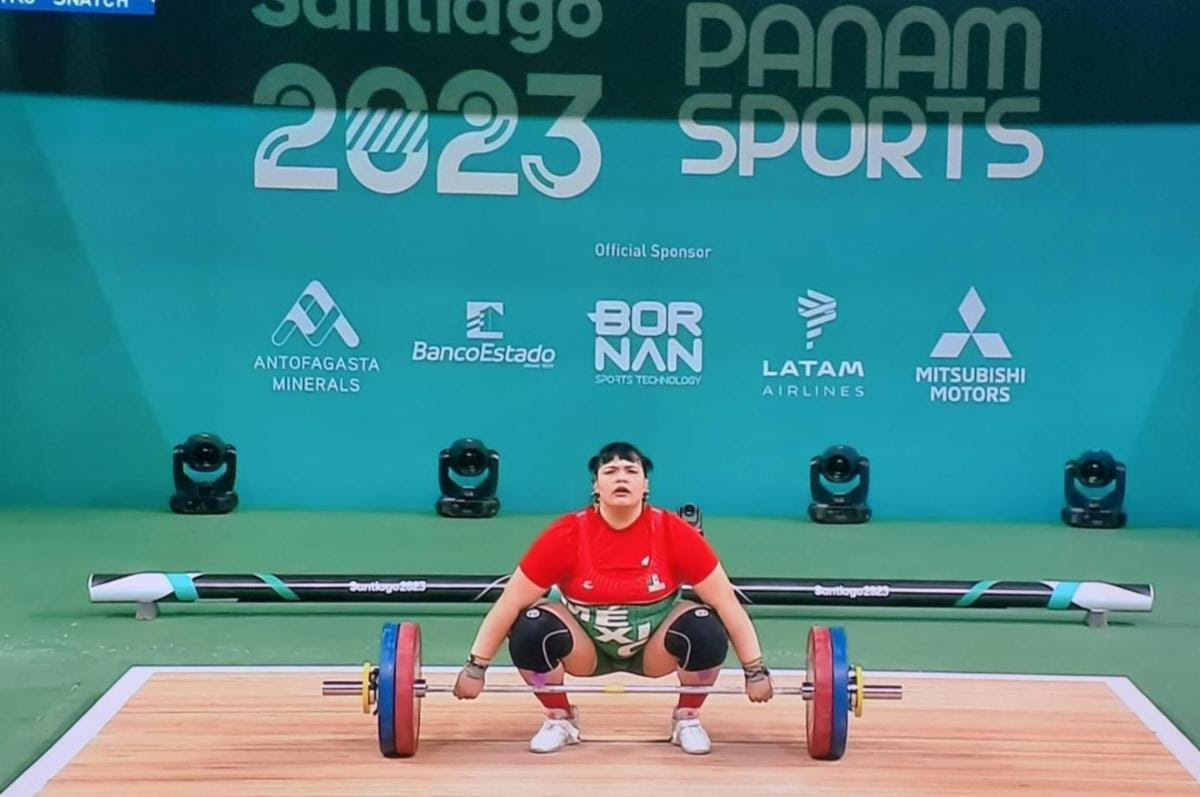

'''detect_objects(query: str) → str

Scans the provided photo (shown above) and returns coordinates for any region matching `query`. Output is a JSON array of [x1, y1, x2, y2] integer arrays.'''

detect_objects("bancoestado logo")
[[915, 287, 1026, 403], [411, 301, 557, 368], [813, 584, 891, 599], [590, 300, 703, 387], [252, 280, 381, 393], [762, 290, 866, 399], [348, 580, 428, 594]]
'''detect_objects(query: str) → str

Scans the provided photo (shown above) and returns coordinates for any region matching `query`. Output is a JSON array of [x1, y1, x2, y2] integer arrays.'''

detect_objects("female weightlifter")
[[453, 442, 774, 754]]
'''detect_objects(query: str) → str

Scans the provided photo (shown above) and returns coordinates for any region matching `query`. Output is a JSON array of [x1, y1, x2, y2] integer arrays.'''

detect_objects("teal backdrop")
[[1, 0, 1197, 524]]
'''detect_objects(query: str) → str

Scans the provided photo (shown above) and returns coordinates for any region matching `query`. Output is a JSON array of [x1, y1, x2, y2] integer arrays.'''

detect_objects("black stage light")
[[809, 444, 871, 524], [677, 503, 704, 534], [1062, 449, 1127, 529], [437, 437, 500, 518], [171, 433, 239, 515]]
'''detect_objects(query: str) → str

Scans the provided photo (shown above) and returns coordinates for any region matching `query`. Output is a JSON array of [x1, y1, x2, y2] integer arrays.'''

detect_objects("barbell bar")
[[88, 573, 1153, 627], [322, 678, 904, 701]]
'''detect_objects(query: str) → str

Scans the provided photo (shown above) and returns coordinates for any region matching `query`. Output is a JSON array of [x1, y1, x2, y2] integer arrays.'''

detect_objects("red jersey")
[[518, 506, 719, 605]]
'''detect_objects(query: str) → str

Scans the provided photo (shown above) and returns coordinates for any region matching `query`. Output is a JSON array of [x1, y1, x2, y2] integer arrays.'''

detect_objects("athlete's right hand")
[[453, 666, 486, 699], [745, 671, 775, 703]]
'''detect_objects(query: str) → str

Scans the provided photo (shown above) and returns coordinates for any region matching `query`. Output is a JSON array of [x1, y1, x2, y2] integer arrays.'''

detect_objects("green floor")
[[2, 508, 1198, 790]]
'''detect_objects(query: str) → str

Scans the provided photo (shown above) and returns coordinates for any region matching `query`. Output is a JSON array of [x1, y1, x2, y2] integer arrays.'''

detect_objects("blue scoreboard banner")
[[0, 0, 153, 15]]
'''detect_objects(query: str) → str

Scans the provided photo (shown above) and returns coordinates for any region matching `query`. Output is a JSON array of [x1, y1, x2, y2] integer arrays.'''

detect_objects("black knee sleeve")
[[507, 606, 574, 673], [664, 607, 728, 671]]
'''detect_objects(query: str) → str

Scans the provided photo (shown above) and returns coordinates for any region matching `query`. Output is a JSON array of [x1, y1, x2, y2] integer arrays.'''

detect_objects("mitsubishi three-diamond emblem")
[[930, 288, 1011, 359]]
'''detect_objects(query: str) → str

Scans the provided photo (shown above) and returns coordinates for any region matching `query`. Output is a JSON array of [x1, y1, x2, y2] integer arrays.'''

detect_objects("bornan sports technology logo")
[[915, 287, 1026, 403], [762, 290, 865, 400], [590, 300, 703, 387], [412, 301, 557, 368], [253, 280, 381, 394]]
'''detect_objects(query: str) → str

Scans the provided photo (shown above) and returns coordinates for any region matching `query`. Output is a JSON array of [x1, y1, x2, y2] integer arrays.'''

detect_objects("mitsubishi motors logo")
[[916, 287, 1025, 404], [272, 280, 360, 348], [930, 288, 1010, 359], [253, 280, 380, 395]]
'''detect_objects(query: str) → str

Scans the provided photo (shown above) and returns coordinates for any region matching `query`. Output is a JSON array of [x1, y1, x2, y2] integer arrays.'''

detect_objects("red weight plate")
[[806, 626, 834, 759], [393, 621, 423, 757]]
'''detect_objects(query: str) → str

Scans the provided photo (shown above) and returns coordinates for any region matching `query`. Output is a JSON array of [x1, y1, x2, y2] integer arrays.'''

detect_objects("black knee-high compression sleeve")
[[507, 606, 574, 673], [664, 606, 729, 671]]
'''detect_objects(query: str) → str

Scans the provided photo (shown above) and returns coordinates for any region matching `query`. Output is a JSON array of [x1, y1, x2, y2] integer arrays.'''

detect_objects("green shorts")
[[558, 592, 680, 676]]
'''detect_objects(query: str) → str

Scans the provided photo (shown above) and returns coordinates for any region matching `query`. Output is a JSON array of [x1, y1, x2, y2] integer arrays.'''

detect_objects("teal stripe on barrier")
[[953, 580, 998, 607], [1048, 581, 1080, 609], [166, 572, 199, 602], [257, 573, 299, 601]]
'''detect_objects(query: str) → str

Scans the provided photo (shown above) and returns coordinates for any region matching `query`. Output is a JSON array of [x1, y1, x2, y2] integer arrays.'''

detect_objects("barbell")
[[87, 573, 1155, 629], [322, 622, 902, 761]]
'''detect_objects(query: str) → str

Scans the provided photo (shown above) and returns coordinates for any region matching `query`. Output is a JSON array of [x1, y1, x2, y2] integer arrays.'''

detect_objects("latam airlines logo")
[[916, 287, 1026, 404], [253, 280, 380, 394], [796, 289, 837, 350], [762, 290, 865, 400]]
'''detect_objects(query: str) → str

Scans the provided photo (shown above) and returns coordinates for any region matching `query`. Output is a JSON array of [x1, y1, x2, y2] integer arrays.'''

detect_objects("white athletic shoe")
[[670, 709, 712, 755], [529, 706, 581, 753]]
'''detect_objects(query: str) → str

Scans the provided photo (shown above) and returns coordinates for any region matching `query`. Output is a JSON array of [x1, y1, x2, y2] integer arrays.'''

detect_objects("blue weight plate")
[[829, 626, 849, 760], [377, 622, 398, 757]]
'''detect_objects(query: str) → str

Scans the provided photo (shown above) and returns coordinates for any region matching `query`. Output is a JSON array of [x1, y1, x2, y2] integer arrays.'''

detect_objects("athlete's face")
[[593, 457, 648, 509]]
